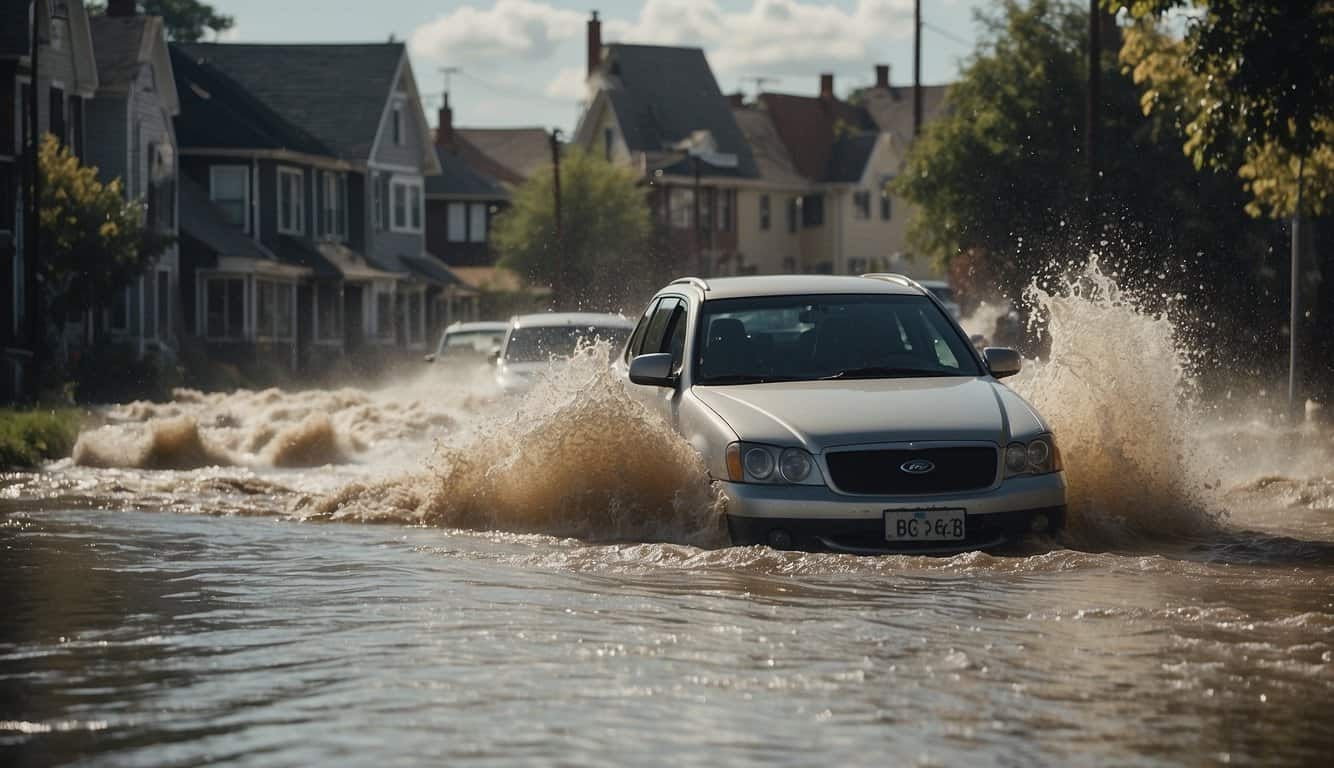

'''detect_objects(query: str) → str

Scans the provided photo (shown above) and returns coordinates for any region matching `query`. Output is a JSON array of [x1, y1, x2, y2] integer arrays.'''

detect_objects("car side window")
[[639, 298, 682, 358], [665, 302, 689, 372], [624, 299, 660, 363]]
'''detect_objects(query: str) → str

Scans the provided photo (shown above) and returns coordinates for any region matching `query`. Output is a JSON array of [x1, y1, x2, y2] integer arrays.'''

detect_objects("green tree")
[[894, 0, 1283, 363], [491, 148, 653, 310], [39, 135, 170, 316], [1116, 0, 1334, 217], [88, 0, 234, 41]]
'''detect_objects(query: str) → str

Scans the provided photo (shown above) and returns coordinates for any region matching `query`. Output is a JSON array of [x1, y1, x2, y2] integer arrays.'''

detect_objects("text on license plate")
[[885, 509, 966, 542]]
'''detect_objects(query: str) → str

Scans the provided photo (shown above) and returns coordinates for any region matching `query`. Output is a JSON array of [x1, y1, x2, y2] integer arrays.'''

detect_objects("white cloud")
[[543, 67, 586, 102], [409, 0, 583, 64], [605, 0, 915, 80]]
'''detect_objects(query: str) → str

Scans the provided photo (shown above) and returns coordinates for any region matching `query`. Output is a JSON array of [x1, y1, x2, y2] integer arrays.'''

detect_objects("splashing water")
[[296, 343, 727, 547], [1009, 257, 1223, 545]]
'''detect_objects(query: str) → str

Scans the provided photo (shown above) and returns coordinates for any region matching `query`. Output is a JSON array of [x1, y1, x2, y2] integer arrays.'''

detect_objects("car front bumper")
[[721, 472, 1067, 554]]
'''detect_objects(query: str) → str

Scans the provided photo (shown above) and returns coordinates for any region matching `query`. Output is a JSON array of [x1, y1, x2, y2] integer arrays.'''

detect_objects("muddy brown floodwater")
[[3, 262, 1332, 766]]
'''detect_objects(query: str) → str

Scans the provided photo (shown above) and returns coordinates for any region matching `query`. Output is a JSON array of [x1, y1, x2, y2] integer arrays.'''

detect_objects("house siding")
[[371, 78, 424, 169]]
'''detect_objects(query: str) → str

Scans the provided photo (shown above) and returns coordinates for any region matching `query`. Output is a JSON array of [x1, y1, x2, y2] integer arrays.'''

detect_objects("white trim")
[[390, 176, 424, 233], [277, 166, 305, 235], [208, 164, 250, 233]]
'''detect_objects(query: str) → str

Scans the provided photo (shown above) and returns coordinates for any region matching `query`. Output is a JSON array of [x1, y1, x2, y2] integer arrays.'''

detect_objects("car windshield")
[[438, 329, 505, 357], [504, 325, 630, 363], [695, 294, 982, 384]]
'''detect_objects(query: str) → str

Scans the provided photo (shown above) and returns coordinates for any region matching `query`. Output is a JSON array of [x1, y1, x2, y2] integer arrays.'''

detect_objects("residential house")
[[169, 40, 451, 367], [84, 0, 180, 362], [572, 12, 759, 278], [1, 0, 98, 400]]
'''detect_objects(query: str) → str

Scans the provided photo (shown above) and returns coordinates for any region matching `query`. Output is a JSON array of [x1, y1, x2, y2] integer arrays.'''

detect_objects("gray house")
[[2, 0, 99, 400], [84, 2, 180, 361], [172, 41, 449, 357]]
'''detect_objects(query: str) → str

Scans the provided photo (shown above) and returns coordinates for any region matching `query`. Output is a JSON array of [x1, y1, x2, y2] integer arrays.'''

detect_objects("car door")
[[625, 296, 686, 423]]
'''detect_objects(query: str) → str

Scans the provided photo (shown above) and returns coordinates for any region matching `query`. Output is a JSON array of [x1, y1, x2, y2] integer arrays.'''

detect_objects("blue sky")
[[210, 0, 987, 132]]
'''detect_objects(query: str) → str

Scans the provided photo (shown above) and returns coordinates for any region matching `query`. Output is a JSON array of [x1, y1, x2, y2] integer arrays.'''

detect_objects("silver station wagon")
[[618, 274, 1067, 555]]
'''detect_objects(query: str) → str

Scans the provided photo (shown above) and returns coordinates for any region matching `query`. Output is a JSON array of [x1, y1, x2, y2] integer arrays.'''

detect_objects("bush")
[[0, 409, 82, 470]]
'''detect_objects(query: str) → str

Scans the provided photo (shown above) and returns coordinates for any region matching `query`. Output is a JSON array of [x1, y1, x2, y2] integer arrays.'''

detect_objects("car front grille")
[[824, 446, 998, 495]]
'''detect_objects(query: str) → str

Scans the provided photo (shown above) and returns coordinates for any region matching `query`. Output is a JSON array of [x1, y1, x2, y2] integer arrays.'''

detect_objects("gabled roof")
[[90, 14, 179, 116], [456, 128, 551, 182], [169, 45, 330, 155], [860, 84, 951, 144], [758, 92, 876, 183], [732, 106, 808, 190], [825, 133, 878, 183], [591, 44, 757, 178], [426, 142, 509, 199], [173, 42, 435, 170]]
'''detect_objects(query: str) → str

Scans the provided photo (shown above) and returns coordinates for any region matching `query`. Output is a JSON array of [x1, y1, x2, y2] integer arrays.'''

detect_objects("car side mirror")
[[424, 353, 436, 363], [629, 353, 676, 388], [983, 347, 1022, 379]]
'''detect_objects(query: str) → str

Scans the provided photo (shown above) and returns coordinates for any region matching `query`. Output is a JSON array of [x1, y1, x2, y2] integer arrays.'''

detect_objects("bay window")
[[204, 276, 245, 339]]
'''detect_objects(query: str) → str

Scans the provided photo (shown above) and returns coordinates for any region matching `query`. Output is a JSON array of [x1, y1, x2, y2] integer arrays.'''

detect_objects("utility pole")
[[1087, 0, 1101, 220], [913, 0, 922, 136], [549, 128, 564, 308], [24, 2, 43, 401], [1290, 155, 1306, 416]]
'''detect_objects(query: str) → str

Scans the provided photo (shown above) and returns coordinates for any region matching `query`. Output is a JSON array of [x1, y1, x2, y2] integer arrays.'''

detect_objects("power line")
[[922, 20, 971, 48]]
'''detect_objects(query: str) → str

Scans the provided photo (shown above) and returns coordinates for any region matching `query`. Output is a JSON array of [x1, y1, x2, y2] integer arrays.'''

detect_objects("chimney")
[[587, 11, 602, 78], [436, 93, 453, 149], [819, 73, 834, 101], [107, 0, 137, 16], [727, 92, 745, 108], [875, 64, 890, 89]]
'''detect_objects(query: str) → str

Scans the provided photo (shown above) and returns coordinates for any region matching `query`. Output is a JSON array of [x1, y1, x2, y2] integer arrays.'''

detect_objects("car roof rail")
[[669, 276, 710, 292], [860, 272, 923, 291]]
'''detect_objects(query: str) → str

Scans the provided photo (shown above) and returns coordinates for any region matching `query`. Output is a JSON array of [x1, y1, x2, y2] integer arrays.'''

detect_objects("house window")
[[319, 171, 347, 239], [372, 172, 386, 231], [604, 127, 614, 161], [392, 105, 404, 145], [210, 166, 250, 231], [787, 197, 799, 233], [446, 202, 466, 242], [802, 194, 824, 228], [854, 190, 871, 220], [468, 202, 487, 243], [110, 287, 130, 332], [49, 88, 65, 146], [316, 283, 342, 341], [719, 189, 733, 232], [375, 291, 394, 339], [256, 279, 293, 340], [69, 97, 83, 157], [278, 167, 304, 235], [669, 187, 694, 230], [759, 194, 770, 231], [880, 177, 893, 220], [156, 270, 170, 340], [205, 276, 245, 339], [391, 179, 423, 232]]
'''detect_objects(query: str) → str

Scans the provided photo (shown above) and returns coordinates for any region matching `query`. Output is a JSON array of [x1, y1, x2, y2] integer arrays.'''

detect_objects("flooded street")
[[3, 267, 1333, 766]]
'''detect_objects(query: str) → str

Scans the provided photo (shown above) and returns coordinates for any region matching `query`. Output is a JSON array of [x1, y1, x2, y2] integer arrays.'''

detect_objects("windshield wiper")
[[698, 374, 802, 385], [819, 367, 949, 380]]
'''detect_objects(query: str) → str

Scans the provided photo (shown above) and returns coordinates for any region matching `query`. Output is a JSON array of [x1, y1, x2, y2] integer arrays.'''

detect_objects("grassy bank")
[[0, 409, 83, 470]]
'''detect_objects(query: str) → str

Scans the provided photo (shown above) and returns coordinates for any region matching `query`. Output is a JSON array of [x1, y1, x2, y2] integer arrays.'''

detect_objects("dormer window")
[[392, 105, 404, 145]]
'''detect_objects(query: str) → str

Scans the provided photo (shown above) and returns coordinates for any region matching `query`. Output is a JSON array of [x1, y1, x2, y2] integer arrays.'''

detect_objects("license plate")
[[885, 509, 966, 542]]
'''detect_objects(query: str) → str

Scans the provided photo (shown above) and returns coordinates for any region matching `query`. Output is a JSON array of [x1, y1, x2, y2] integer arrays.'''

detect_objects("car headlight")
[[726, 442, 824, 486], [1004, 435, 1061, 478]]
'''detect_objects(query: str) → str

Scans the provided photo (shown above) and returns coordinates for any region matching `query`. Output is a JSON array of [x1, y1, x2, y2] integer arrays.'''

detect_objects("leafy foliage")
[[87, 0, 234, 42], [1115, 0, 1334, 217], [38, 135, 170, 314], [491, 147, 653, 310], [894, 1, 1277, 300]]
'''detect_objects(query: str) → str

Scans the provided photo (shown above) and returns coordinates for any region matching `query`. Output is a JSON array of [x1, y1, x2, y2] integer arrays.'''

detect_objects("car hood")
[[691, 377, 1047, 452]]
